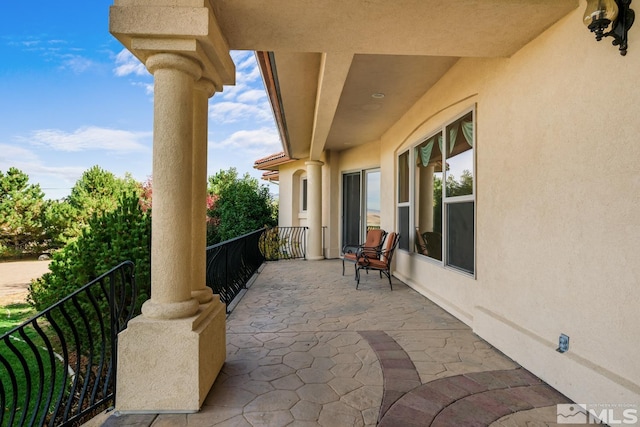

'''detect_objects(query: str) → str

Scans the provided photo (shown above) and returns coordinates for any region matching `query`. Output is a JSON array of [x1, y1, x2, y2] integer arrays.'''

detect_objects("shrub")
[[207, 168, 277, 245], [28, 191, 151, 313]]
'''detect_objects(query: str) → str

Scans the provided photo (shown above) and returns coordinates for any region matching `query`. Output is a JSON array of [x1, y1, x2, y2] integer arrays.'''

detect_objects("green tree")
[[446, 169, 473, 197], [68, 166, 138, 214], [43, 199, 79, 247], [0, 168, 47, 256], [29, 191, 151, 312], [432, 169, 473, 234], [207, 168, 277, 244], [46, 166, 141, 246], [433, 175, 443, 233]]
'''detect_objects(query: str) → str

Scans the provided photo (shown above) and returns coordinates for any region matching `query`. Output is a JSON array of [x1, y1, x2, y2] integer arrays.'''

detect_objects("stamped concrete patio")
[[98, 259, 576, 426]]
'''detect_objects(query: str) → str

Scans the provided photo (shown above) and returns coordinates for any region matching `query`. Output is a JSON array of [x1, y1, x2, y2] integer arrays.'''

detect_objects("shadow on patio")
[[98, 259, 575, 426]]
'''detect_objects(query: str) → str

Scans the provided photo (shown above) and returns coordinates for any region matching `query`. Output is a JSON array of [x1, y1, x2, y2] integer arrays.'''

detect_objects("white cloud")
[[237, 89, 266, 103], [0, 144, 86, 189], [5, 36, 101, 75], [220, 82, 250, 101], [220, 51, 262, 101], [212, 51, 272, 123], [24, 164, 87, 183], [20, 40, 40, 47], [132, 81, 154, 95], [209, 101, 272, 124], [210, 128, 281, 156], [235, 56, 261, 87], [239, 63, 261, 83], [28, 127, 151, 153], [231, 51, 254, 67], [114, 49, 148, 77], [60, 55, 95, 74], [0, 144, 40, 163]]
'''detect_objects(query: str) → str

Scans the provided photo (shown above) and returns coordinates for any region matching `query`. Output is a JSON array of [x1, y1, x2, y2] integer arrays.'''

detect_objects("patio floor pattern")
[[96, 259, 577, 427]]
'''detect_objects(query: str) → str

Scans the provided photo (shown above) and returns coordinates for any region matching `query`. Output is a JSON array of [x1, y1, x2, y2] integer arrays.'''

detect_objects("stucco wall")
[[277, 160, 307, 228], [378, 7, 639, 404], [276, 5, 638, 405]]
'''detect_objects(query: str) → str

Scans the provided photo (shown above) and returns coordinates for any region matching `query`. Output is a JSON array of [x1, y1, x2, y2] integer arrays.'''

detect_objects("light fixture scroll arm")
[[606, 0, 636, 55]]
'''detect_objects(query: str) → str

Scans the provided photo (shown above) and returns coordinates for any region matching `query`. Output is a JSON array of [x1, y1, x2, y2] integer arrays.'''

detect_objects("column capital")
[[110, 1, 235, 87], [146, 53, 202, 81], [195, 78, 217, 98], [305, 160, 324, 167]]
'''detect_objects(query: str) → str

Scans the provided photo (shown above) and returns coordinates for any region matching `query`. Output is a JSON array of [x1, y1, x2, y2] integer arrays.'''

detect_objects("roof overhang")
[[211, 0, 579, 160], [253, 151, 293, 171]]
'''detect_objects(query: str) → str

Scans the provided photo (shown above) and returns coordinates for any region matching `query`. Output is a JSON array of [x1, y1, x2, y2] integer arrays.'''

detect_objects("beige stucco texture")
[[387, 9, 640, 404], [116, 299, 226, 412], [278, 5, 640, 406], [110, 0, 234, 412]]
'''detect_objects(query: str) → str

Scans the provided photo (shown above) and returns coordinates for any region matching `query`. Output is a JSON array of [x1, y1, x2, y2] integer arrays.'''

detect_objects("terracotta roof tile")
[[254, 151, 286, 165], [253, 151, 293, 170]]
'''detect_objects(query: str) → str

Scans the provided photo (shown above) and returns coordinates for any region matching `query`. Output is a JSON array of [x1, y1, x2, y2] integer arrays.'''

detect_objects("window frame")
[[398, 106, 476, 277], [364, 169, 381, 234], [397, 151, 411, 251], [301, 176, 308, 213]]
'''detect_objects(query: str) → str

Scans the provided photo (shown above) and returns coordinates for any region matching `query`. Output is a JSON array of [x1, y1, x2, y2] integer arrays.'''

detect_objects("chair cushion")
[[362, 259, 386, 269], [365, 229, 385, 248], [344, 252, 358, 262]]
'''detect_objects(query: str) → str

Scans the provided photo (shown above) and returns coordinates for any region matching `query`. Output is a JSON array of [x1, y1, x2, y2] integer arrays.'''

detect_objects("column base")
[[307, 255, 325, 261], [192, 287, 214, 304], [116, 298, 226, 413]]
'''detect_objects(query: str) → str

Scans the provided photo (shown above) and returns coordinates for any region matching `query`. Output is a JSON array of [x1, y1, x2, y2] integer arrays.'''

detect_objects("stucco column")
[[191, 79, 215, 304], [115, 57, 227, 413], [110, 2, 233, 412], [306, 160, 324, 260], [141, 53, 201, 320]]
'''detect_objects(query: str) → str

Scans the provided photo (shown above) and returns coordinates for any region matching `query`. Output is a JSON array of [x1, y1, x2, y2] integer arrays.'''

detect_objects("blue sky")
[[0, 1, 280, 200]]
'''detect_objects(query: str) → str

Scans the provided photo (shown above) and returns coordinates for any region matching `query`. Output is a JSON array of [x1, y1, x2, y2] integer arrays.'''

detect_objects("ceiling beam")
[[309, 52, 354, 161]]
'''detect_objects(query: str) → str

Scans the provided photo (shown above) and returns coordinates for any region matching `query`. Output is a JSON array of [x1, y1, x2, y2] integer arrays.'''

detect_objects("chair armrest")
[[357, 245, 381, 256], [356, 246, 382, 263], [342, 244, 360, 254]]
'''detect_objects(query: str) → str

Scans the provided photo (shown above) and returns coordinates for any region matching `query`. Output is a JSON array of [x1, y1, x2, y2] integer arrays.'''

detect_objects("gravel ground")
[[0, 260, 51, 306]]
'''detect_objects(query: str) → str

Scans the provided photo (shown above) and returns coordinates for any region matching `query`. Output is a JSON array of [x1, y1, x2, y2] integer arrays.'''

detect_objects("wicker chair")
[[355, 232, 400, 290], [341, 229, 386, 276]]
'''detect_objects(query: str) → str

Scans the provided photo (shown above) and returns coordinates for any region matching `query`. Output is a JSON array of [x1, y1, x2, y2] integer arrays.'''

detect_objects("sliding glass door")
[[342, 172, 361, 248], [342, 169, 381, 250]]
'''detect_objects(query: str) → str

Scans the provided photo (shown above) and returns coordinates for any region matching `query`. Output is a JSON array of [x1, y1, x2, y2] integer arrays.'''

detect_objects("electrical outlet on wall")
[[557, 334, 569, 353]]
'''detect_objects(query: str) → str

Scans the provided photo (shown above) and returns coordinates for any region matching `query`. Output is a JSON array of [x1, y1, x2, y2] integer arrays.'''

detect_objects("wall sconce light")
[[583, 0, 635, 55]]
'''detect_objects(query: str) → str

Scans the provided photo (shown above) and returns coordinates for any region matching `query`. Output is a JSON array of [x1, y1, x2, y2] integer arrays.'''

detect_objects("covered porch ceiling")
[[211, 0, 579, 160]]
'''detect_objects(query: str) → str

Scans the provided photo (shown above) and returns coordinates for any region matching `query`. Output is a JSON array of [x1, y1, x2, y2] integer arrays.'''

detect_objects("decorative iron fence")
[[0, 261, 137, 427], [206, 227, 308, 312], [259, 227, 307, 261], [0, 226, 310, 425], [206, 229, 266, 311]]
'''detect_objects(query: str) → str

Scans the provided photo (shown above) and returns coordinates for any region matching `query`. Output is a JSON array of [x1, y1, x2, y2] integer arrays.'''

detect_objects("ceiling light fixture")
[[584, 0, 635, 55], [371, 93, 385, 99]]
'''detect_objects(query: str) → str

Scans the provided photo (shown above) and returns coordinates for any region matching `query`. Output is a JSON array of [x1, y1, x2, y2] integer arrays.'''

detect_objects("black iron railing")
[[0, 261, 137, 427], [205, 227, 308, 312], [206, 229, 266, 311], [0, 226, 309, 425], [259, 226, 307, 261]]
